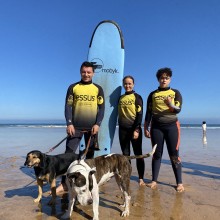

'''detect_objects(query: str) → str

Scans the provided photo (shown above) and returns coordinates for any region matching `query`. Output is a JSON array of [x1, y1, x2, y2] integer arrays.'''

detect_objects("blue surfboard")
[[88, 20, 125, 156]]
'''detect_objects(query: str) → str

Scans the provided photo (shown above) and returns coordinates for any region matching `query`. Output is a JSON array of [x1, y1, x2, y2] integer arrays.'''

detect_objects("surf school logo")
[[90, 58, 119, 74], [91, 58, 103, 73], [97, 96, 104, 104]]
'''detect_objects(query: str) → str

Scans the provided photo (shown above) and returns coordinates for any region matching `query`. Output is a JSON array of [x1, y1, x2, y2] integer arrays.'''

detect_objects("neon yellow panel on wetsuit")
[[118, 91, 143, 129], [65, 81, 104, 130]]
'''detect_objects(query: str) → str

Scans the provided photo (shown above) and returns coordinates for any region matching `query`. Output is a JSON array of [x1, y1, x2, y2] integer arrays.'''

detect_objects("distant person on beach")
[[202, 121, 207, 134], [56, 61, 105, 193], [118, 75, 145, 186], [202, 121, 207, 144], [144, 67, 184, 192]]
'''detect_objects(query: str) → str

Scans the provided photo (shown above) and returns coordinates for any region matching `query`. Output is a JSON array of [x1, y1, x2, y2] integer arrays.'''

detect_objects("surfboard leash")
[[45, 135, 69, 154], [80, 131, 92, 160], [45, 131, 99, 156], [80, 131, 100, 159]]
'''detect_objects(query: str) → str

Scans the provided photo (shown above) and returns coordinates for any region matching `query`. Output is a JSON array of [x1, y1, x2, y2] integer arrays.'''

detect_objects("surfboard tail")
[[128, 144, 157, 160]]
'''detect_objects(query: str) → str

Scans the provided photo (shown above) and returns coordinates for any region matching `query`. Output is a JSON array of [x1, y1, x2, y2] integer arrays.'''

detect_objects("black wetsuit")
[[65, 80, 105, 158], [118, 91, 145, 180], [145, 87, 183, 184], [60, 80, 104, 184]]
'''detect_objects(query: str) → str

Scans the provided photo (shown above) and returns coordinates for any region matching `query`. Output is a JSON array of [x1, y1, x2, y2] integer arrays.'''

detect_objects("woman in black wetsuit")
[[144, 68, 184, 192], [118, 75, 145, 186]]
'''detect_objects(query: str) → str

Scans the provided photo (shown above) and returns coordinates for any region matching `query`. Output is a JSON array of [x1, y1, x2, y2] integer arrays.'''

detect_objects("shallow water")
[[1, 125, 219, 157], [1, 125, 220, 177]]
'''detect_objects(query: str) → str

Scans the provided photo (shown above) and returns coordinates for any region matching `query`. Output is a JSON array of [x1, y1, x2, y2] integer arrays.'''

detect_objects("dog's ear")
[[90, 167, 96, 175], [67, 172, 81, 187], [39, 152, 46, 167], [88, 168, 96, 191], [67, 172, 81, 180], [24, 151, 35, 166]]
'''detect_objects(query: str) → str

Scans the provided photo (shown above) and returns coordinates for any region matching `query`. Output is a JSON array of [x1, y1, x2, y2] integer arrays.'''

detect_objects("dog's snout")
[[87, 198, 93, 205], [24, 160, 32, 167]]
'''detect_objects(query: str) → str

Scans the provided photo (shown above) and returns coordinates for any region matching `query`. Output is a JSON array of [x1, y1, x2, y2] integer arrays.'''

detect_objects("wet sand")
[[0, 154, 220, 220]]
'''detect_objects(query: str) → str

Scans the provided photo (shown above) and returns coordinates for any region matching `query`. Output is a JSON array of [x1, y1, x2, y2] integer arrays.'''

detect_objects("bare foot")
[[146, 181, 157, 189], [56, 183, 68, 194], [176, 184, 184, 192], [139, 179, 145, 186]]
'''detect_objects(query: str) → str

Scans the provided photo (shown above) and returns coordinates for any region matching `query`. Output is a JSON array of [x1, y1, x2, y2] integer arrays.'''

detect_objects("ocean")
[[0, 122, 220, 167]]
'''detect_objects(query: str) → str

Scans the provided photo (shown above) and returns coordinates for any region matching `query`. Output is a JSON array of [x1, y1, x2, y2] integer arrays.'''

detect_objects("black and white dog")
[[62, 145, 156, 220]]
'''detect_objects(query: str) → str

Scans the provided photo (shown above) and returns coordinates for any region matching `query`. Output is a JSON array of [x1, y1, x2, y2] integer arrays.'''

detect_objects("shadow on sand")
[[162, 159, 220, 179], [4, 166, 123, 219]]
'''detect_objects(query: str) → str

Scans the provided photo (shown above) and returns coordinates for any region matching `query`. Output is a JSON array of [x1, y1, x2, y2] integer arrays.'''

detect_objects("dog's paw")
[[119, 203, 125, 208], [34, 197, 41, 203], [121, 210, 129, 217], [61, 213, 70, 219]]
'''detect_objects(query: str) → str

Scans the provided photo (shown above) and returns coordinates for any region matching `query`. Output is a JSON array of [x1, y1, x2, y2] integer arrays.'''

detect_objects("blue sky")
[[1, 0, 220, 124]]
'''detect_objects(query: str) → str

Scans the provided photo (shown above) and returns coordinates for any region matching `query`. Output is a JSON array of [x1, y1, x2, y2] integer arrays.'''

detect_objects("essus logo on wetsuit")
[[75, 95, 95, 102], [119, 99, 135, 106]]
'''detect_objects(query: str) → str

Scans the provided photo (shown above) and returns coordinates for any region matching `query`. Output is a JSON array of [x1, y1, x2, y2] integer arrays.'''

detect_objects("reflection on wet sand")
[[36, 202, 57, 220], [151, 190, 163, 220], [203, 135, 207, 146], [129, 185, 147, 218], [170, 193, 183, 220], [35, 193, 93, 220], [33, 184, 184, 220], [147, 189, 183, 220], [33, 193, 61, 220]]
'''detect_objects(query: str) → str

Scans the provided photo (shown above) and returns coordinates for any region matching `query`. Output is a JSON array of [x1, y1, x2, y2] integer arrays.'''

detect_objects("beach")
[[0, 124, 220, 220]]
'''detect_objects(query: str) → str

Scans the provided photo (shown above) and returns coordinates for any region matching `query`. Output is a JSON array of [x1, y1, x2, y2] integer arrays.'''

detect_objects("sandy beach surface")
[[0, 153, 220, 220], [0, 126, 220, 220]]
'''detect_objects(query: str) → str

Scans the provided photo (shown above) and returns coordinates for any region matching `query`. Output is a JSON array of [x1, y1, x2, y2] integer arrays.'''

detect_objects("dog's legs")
[[114, 174, 131, 217], [121, 191, 131, 217], [48, 178, 56, 206], [114, 174, 125, 206], [34, 178, 43, 203], [92, 183, 99, 220], [62, 194, 76, 219], [61, 179, 75, 219]]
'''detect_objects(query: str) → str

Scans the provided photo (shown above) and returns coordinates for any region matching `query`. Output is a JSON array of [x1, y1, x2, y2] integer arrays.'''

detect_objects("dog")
[[62, 145, 157, 220], [24, 150, 78, 205]]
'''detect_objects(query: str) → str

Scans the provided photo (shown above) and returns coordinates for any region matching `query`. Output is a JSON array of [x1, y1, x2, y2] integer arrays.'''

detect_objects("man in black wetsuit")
[[57, 61, 105, 193]]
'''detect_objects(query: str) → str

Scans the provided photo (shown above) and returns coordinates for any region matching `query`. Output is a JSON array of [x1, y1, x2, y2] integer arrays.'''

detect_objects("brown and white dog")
[[24, 150, 78, 205], [62, 145, 156, 220]]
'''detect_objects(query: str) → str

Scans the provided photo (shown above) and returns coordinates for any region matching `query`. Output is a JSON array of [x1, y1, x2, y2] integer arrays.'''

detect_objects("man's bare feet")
[[139, 179, 145, 186], [176, 184, 184, 192], [146, 181, 157, 189], [56, 183, 68, 194]]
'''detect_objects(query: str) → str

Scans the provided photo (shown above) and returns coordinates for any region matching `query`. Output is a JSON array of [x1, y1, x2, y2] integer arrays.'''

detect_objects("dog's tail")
[[127, 144, 157, 160]]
